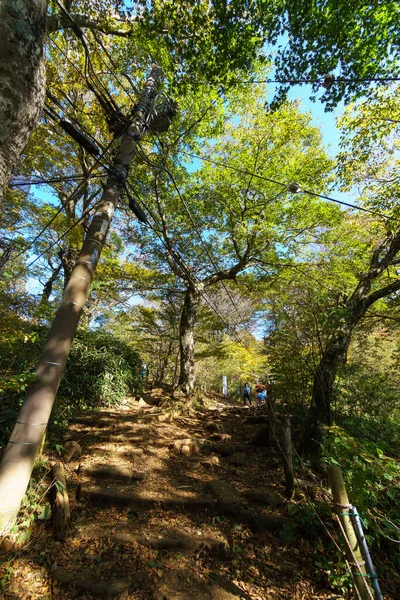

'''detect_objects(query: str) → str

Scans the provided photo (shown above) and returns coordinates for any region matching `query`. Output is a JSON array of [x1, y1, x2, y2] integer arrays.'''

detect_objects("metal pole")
[[0, 65, 163, 533], [350, 507, 383, 600]]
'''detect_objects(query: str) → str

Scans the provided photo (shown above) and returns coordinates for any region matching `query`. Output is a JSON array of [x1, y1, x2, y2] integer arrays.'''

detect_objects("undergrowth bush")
[[0, 327, 142, 450], [322, 424, 400, 593]]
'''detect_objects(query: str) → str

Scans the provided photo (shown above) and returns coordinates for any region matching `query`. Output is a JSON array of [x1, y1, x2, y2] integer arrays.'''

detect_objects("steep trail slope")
[[2, 397, 341, 599]]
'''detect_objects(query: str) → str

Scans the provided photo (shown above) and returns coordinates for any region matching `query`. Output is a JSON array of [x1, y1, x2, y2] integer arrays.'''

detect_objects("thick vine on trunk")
[[0, 0, 47, 202], [178, 287, 200, 394]]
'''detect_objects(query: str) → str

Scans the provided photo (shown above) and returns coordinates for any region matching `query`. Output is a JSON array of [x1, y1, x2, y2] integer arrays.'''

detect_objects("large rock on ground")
[[172, 438, 209, 456], [244, 488, 284, 507], [144, 528, 229, 557], [207, 480, 243, 515], [208, 433, 231, 442], [78, 464, 145, 483], [207, 481, 287, 534], [62, 441, 81, 462], [246, 415, 268, 424], [211, 443, 247, 456]]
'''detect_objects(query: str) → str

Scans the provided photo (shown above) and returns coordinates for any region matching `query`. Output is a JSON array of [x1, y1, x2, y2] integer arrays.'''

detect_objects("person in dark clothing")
[[243, 382, 252, 405]]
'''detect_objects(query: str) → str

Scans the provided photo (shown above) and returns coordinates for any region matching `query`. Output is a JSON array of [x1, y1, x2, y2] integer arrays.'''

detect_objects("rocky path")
[[1, 396, 341, 600]]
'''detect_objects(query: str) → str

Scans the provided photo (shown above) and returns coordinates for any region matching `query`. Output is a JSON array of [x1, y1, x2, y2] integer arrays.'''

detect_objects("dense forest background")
[[0, 0, 399, 597]]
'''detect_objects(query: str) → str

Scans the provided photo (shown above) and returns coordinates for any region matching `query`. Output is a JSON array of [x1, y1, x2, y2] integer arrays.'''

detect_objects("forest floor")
[[1, 392, 351, 599]]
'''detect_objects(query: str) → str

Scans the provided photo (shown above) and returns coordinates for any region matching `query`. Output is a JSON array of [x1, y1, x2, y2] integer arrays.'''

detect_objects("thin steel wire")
[[181, 152, 400, 224]]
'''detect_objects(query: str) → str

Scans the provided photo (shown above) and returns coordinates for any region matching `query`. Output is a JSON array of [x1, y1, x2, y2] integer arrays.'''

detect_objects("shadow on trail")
[[0, 395, 336, 599]]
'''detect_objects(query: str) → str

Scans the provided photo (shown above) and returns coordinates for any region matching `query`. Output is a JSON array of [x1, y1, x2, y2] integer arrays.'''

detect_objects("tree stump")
[[52, 462, 71, 541]]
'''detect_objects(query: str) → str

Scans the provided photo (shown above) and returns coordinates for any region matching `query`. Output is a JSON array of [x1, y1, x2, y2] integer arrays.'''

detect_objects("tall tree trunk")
[[36, 261, 62, 317], [0, 238, 14, 273], [58, 247, 80, 288], [178, 287, 200, 394], [172, 348, 179, 389], [305, 328, 353, 453], [155, 339, 173, 386], [0, 0, 47, 202]]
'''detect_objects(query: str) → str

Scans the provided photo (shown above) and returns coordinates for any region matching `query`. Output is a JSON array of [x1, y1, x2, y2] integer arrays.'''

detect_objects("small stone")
[[181, 445, 191, 456], [63, 441, 81, 462], [201, 455, 220, 469], [0, 538, 13, 553]]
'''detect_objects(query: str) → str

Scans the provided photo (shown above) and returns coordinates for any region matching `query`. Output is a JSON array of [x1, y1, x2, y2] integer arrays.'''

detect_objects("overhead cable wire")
[[90, 29, 140, 100], [48, 30, 119, 132], [48, 35, 87, 81], [186, 76, 400, 86], [24, 192, 103, 272], [181, 151, 400, 223], [10, 135, 115, 268], [9, 172, 107, 188], [137, 134, 251, 329], [45, 95, 109, 158], [124, 180, 249, 348]]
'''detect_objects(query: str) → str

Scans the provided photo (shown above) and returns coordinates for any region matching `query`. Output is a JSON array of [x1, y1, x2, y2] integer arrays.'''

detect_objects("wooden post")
[[52, 462, 70, 541], [267, 397, 276, 446], [328, 466, 372, 600], [282, 416, 294, 497], [38, 431, 46, 457]]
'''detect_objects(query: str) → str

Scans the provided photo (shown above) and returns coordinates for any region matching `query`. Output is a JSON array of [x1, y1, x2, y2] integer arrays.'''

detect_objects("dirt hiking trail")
[[2, 394, 343, 600]]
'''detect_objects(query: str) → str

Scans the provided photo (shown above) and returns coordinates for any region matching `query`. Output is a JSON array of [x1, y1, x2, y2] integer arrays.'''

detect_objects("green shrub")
[[60, 330, 142, 407], [0, 327, 142, 449]]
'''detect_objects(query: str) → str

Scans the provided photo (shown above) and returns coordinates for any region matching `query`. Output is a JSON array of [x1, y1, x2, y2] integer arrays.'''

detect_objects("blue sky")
[[288, 87, 343, 156]]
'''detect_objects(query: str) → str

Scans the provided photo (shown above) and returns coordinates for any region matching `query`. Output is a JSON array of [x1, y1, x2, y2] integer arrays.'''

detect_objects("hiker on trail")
[[243, 382, 251, 406], [255, 384, 266, 405]]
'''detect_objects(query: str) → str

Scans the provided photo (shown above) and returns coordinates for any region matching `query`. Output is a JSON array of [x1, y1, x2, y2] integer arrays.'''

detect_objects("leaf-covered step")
[[78, 463, 145, 483], [77, 484, 216, 512], [52, 566, 149, 600]]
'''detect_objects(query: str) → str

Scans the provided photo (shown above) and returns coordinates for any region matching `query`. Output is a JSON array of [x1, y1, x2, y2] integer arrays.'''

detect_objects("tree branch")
[[202, 250, 251, 286], [365, 278, 400, 308], [46, 13, 132, 36]]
